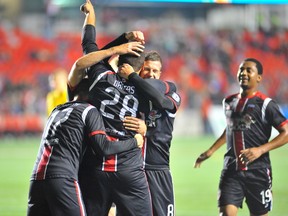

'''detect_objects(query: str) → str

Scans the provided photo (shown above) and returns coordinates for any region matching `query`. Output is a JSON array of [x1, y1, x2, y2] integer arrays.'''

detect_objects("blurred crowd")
[[0, 11, 288, 132]]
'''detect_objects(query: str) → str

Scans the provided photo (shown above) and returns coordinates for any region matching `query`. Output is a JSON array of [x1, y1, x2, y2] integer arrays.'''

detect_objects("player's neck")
[[240, 88, 258, 98]]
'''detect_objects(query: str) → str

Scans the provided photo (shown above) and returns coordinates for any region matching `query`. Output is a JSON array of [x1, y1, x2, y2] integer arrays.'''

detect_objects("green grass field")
[[0, 135, 287, 216]]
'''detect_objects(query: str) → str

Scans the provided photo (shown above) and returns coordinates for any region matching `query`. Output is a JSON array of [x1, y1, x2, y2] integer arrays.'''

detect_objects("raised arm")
[[80, 0, 144, 55], [68, 42, 145, 89], [80, 0, 95, 28]]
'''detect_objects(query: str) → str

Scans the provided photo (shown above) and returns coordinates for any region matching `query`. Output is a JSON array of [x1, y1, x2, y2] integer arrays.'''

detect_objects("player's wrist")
[[128, 72, 137, 80]]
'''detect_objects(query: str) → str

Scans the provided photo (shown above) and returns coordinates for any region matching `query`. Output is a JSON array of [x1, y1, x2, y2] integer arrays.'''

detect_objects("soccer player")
[[69, 1, 180, 216], [27, 77, 144, 216], [194, 58, 288, 216], [121, 50, 181, 216]]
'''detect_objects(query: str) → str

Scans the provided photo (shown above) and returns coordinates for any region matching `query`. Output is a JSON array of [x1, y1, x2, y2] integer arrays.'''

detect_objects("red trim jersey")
[[79, 25, 175, 172], [223, 91, 288, 171], [142, 83, 181, 170], [30, 101, 137, 180]]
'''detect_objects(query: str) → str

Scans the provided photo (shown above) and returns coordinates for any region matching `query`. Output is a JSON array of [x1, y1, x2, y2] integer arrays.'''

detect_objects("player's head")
[[243, 58, 263, 75], [118, 51, 145, 74], [72, 78, 89, 101], [140, 50, 162, 79], [237, 58, 263, 90]]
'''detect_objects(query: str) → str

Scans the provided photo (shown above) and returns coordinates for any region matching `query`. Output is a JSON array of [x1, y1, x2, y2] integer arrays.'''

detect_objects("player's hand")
[[134, 134, 144, 148], [113, 42, 144, 57], [118, 63, 135, 79], [239, 147, 262, 166], [80, 0, 93, 14], [194, 151, 212, 168], [125, 31, 145, 44], [124, 116, 147, 136]]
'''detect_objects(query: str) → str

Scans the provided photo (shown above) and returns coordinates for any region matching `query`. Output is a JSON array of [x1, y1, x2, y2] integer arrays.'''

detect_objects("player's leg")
[[146, 169, 175, 216], [79, 170, 113, 216], [108, 203, 116, 216], [219, 205, 238, 216], [27, 180, 50, 216], [114, 169, 153, 216], [218, 170, 244, 216], [46, 178, 86, 216], [245, 168, 272, 216]]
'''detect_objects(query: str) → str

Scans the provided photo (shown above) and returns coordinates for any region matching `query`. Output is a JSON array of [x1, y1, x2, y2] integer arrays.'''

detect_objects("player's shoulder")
[[145, 79, 177, 94], [225, 93, 239, 102]]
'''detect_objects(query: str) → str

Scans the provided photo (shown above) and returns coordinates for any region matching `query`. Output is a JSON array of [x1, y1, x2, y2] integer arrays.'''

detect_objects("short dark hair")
[[244, 58, 263, 75], [145, 50, 162, 65], [118, 51, 145, 72]]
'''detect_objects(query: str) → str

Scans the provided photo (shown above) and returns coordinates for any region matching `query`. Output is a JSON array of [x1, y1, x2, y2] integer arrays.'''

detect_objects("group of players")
[[27, 0, 180, 216], [27, 1, 288, 216]]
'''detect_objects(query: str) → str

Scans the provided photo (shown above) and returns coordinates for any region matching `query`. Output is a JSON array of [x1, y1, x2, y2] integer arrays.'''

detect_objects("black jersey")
[[82, 25, 146, 140], [223, 91, 288, 171], [142, 81, 181, 170], [31, 101, 137, 180], [81, 25, 175, 171]]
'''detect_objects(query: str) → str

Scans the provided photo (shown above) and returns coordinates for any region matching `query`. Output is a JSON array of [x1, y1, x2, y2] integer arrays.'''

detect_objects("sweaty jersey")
[[223, 91, 288, 171], [31, 101, 137, 180]]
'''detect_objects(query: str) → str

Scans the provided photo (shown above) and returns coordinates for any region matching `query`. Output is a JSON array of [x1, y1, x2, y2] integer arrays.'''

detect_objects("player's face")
[[237, 61, 262, 90], [139, 60, 162, 79]]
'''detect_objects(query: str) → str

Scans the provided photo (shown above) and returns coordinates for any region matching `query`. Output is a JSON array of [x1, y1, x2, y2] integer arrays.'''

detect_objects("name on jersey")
[[113, 80, 135, 94]]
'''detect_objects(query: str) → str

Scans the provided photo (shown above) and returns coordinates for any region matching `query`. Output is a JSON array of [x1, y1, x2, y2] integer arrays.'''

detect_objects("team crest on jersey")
[[230, 113, 255, 130], [146, 110, 162, 127]]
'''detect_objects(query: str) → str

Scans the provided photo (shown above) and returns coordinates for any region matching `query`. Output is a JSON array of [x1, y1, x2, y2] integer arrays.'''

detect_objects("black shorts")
[[27, 178, 86, 216], [145, 169, 175, 216], [80, 168, 152, 216], [218, 168, 273, 215]]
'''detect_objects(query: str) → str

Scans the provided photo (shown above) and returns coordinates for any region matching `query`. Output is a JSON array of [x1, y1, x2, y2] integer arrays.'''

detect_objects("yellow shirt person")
[[46, 69, 68, 116]]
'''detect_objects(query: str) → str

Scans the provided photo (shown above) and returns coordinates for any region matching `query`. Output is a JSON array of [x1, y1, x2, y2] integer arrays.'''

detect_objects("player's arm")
[[89, 132, 143, 156], [194, 129, 226, 168], [80, 1, 144, 55], [80, 0, 98, 55], [119, 65, 177, 111], [81, 0, 95, 28], [101, 31, 145, 51], [240, 100, 288, 165], [129, 74, 176, 111], [86, 107, 143, 156], [68, 42, 145, 89], [240, 121, 288, 166]]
